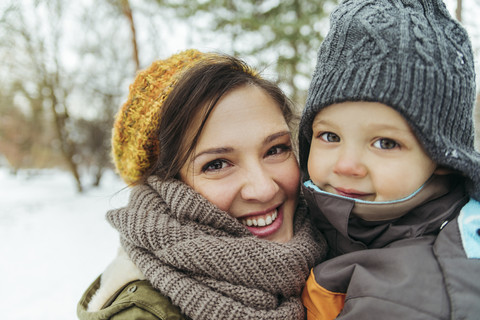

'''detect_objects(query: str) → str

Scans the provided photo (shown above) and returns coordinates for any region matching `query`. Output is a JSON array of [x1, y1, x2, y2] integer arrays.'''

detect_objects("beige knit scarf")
[[107, 176, 326, 320]]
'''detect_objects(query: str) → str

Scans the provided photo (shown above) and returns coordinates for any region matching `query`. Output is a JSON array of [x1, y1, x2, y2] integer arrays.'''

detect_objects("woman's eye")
[[202, 159, 229, 172], [373, 138, 399, 150], [319, 132, 340, 143], [266, 144, 291, 157]]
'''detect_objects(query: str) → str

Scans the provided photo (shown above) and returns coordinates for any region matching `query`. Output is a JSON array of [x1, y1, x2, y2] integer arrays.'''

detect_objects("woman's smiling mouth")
[[239, 209, 278, 227], [237, 205, 285, 238]]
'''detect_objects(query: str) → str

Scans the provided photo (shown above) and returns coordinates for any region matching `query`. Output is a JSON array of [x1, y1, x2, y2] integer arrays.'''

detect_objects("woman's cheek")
[[198, 180, 238, 213], [280, 159, 301, 196]]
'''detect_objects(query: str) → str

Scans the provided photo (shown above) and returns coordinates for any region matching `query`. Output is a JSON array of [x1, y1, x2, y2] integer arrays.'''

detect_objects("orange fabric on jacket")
[[302, 269, 346, 320]]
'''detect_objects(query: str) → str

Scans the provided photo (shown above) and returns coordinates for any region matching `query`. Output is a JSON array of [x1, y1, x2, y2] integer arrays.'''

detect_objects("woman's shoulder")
[[77, 276, 187, 320], [77, 247, 188, 320]]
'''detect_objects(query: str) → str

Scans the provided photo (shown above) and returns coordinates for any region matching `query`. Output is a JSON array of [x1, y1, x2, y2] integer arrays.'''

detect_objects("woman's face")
[[180, 84, 299, 243]]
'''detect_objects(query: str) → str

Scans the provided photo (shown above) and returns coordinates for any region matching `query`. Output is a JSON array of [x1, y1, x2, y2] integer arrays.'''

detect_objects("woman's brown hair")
[[139, 54, 296, 183]]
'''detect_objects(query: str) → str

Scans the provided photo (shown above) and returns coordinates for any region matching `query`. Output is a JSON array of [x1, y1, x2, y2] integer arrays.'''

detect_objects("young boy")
[[299, 0, 480, 319]]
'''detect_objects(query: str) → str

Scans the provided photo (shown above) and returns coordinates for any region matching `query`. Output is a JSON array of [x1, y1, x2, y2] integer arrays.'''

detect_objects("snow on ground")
[[0, 168, 129, 320]]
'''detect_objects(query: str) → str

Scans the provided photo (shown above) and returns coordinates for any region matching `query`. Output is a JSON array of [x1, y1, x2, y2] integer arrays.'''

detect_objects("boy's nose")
[[240, 167, 279, 202], [333, 149, 367, 178]]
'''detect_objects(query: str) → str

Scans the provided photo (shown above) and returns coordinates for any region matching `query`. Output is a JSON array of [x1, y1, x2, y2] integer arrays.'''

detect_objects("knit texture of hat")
[[299, 0, 480, 200], [112, 49, 210, 185]]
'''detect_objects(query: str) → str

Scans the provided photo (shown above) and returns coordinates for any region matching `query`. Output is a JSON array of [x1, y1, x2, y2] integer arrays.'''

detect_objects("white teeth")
[[240, 209, 278, 227], [265, 215, 272, 225]]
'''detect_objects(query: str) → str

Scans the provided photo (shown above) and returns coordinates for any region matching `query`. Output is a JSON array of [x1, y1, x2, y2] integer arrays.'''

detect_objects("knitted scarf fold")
[[107, 176, 326, 320]]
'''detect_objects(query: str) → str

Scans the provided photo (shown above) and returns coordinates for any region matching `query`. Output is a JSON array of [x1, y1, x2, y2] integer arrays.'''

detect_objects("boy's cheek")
[[307, 147, 323, 182], [433, 167, 454, 175]]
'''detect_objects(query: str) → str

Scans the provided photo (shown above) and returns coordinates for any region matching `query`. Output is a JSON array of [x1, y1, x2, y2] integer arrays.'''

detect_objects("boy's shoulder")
[[434, 198, 480, 259], [456, 198, 480, 259], [303, 198, 480, 319], [432, 198, 480, 320]]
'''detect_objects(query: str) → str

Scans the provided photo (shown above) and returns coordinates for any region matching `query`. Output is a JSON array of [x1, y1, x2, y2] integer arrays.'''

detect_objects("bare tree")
[[0, 0, 83, 191], [0, 0, 148, 190], [107, 0, 141, 71], [153, 0, 337, 104], [456, 0, 463, 22], [121, 0, 141, 71], [73, 1, 139, 186]]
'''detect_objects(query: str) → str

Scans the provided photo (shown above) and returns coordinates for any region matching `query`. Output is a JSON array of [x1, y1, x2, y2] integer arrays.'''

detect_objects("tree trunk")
[[49, 84, 83, 192], [456, 0, 463, 22], [121, 0, 140, 71], [92, 166, 103, 187]]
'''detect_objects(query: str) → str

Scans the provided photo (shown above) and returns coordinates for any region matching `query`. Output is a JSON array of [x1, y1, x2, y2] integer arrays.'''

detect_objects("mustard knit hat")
[[112, 49, 212, 185]]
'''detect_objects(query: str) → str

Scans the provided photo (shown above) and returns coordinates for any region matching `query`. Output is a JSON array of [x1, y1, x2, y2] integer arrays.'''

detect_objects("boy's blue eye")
[[320, 132, 340, 143], [373, 138, 398, 150]]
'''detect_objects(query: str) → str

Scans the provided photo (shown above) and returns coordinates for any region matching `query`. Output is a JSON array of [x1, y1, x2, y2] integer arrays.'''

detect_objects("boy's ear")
[[434, 166, 454, 175]]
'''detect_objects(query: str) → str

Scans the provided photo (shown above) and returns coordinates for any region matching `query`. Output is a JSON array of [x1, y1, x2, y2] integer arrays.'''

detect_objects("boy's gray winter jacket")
[[302, 175, 480, 319]]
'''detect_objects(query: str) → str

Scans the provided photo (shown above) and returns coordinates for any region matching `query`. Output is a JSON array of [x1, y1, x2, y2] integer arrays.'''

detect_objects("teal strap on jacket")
[[458, 198, 480, 259]]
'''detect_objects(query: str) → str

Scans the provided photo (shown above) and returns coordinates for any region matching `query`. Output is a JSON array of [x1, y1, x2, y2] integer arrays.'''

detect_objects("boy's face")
[[308, 101, 437, 202]]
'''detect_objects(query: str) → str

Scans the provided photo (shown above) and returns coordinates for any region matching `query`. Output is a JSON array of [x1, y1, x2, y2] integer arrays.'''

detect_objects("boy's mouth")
[[334, 187, 373, 199]]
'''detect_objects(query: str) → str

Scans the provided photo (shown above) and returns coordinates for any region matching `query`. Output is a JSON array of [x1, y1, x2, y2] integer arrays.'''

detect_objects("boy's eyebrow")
[[312, 118, 335, 128], [364, 123, 415, 135], [312, 118, 413, 134]]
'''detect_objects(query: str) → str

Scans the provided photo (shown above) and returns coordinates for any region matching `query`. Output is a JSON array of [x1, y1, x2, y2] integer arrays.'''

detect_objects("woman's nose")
[[240, 167, 279, 202], [333, 148, 367, 178]]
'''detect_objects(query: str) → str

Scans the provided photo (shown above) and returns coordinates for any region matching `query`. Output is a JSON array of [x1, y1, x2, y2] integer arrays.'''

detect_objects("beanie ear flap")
[[298, 130, 310, 180]]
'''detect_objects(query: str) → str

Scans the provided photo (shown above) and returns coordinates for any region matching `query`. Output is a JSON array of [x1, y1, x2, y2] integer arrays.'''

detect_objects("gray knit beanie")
[[299, 0, 480, 200]]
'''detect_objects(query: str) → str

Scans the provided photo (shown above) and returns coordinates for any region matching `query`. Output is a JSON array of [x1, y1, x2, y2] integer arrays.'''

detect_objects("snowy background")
[[0, 168, 129, 319], [1, 1, 479, 319]]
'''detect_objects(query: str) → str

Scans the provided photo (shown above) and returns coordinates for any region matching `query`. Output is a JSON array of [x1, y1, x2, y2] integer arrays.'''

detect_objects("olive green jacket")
[[77, 276, 188, 320]]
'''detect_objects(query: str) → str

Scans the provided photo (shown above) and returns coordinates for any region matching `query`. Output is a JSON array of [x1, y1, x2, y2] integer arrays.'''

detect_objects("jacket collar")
[[87, 247, 145, 312], [302, 175, 467, 257]]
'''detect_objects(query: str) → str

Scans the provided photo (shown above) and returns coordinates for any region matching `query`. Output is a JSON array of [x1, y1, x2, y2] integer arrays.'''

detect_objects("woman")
[[77, 49, 326, 320]]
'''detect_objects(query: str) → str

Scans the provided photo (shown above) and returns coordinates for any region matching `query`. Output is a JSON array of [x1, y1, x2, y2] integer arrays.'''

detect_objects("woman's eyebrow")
[[193, 131, 290, 161], [264, 131, 291, 144], [193, 147, 234, 160]]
